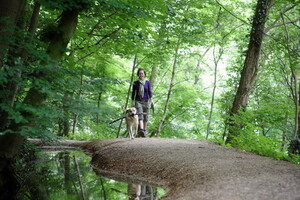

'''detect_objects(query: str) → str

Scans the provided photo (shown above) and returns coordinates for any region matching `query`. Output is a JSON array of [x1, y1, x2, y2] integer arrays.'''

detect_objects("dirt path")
[[79, 138, 300, 200]]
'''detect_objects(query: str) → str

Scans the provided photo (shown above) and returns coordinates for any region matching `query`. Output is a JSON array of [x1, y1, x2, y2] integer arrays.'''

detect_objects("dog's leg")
[[128, 126, 132, 140], [129, 126, 134, 140], [134, 124, 138, 139]]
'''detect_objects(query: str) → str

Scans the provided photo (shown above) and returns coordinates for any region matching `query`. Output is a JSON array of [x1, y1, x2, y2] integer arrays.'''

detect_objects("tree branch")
[[264, 5, 298, 33], [265, 18, 300, 33], [215, 0, 250, 25]]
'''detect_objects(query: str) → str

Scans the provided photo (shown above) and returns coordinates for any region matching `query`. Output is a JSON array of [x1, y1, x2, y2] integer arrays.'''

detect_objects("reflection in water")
[[128, 184, 156, 200], [20, 151, 165, 199]]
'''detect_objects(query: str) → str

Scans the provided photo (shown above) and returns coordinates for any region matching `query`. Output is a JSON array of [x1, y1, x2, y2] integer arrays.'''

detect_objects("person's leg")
[[135, 101, 145, 134], [142, 101, 149, 135], [139, 120, 146, 137], [144, 121, 147, 131], [139, 120, 144, 130]]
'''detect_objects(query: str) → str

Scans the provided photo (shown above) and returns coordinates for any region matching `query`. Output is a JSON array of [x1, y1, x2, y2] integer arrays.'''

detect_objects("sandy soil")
[[78, 138, 300, 200]]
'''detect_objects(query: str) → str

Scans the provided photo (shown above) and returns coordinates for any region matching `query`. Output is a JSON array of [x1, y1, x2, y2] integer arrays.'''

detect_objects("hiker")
[[131, 68, 154, 137]]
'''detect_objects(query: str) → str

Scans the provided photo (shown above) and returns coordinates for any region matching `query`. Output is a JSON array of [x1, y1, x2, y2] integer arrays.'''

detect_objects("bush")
[[231, 133, 289, 161]]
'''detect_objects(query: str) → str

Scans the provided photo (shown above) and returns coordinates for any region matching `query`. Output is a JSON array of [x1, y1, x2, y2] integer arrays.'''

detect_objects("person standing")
[[131, 68, 154, 137]]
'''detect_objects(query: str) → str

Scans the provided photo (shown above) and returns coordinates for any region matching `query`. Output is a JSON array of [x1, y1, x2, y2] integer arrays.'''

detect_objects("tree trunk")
[[194, 48, 210, 85], [21, 8, 80, 110], [156, 39, 181, 137], [20, 8, 79, 125], [73, 70, 83, 134], [0, 0, 26, 111], [0, 0, 29, 131], [226, 0, 273, 144], [0, 0, 27, 157], [73, 113, 79, 134], [292, 71, 299, 139], [100, 178, 107, 200], [146, 65, 158, 137], [293, 27, 299, 140], [58, 93, 70, 137], [206, 45, 223, 140], [96, 91, 102, 125], [298, 81, 300, 139], [0, 0, 25, 66], [281, 12, 299, 139], [73, 155, 86, 200], [27, 2, 41, 37], [206, 9, 223, 140], [0, 10, 79, 193], [149, 65, 158, 89], [11, 2, 41, 102], [62, 152, 72, 195], [0, 7, 79, 197], [0, 2, 29, 197]]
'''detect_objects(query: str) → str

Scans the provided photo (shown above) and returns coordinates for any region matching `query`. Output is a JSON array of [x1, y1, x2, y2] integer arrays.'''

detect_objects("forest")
[[0, 0, 300, 198]]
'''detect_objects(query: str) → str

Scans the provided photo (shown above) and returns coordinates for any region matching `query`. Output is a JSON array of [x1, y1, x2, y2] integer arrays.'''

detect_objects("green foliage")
[[41, 0, 94, 10], [227, 132, 300, 164], [1, 0, 299, 165], [231, 133, 288, 160]]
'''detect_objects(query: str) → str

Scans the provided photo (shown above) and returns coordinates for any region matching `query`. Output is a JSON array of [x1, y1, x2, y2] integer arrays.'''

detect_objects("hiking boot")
[[138, 129, 146, 138]]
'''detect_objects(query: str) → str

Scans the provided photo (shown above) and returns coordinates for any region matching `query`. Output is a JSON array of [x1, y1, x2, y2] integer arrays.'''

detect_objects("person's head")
[[137, 68, 146, 80]]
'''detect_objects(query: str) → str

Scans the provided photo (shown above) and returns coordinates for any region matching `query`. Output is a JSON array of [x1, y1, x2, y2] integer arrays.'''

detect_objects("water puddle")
[[25, 150, 165, 199]]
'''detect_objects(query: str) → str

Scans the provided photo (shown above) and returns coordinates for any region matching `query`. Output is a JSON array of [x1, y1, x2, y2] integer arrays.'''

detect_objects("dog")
[[123, 107, 139, 140]]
